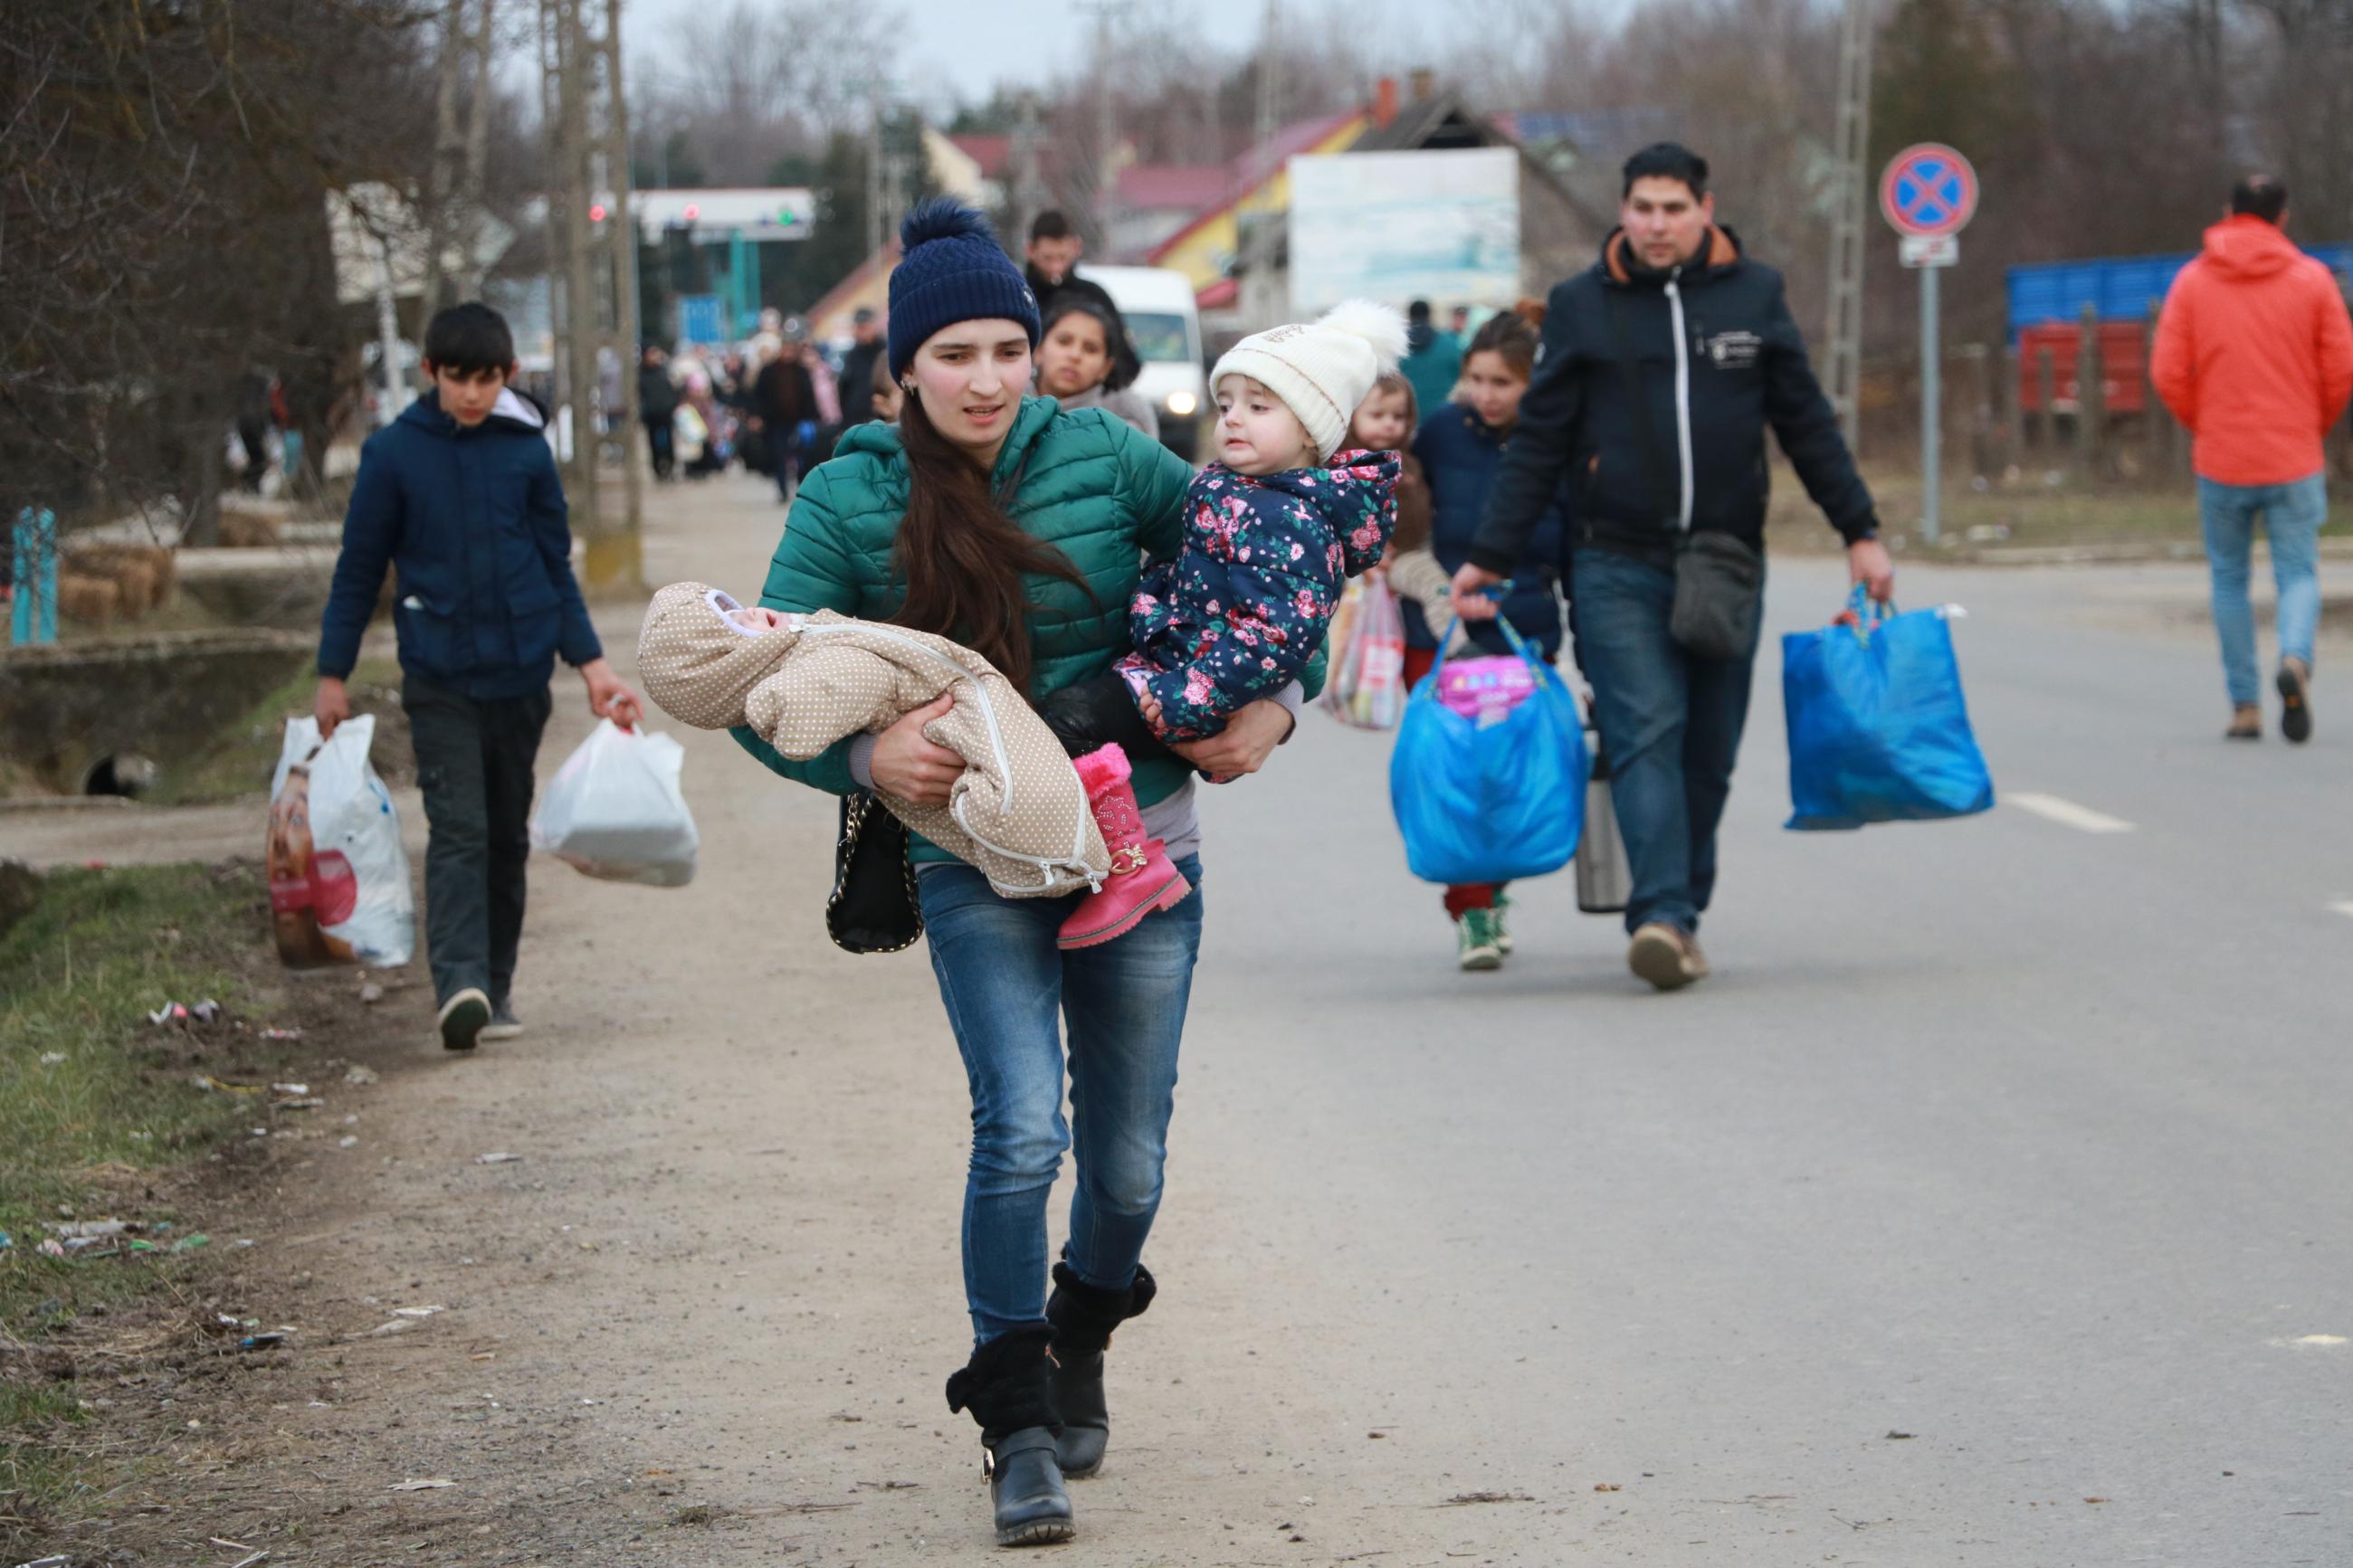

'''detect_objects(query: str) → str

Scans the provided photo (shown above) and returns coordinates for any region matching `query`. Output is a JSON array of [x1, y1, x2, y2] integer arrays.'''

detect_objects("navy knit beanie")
[[887, 200, 1042, 379]]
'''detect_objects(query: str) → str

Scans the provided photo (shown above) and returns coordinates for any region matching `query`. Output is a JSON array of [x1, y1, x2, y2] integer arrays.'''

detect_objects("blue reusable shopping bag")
[[1390, 617, 1588, 885], [1781, 589, 1995, 832]]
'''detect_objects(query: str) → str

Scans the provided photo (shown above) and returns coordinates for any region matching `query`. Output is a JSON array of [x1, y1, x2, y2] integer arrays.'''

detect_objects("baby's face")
[[726, 604, 790, 633]]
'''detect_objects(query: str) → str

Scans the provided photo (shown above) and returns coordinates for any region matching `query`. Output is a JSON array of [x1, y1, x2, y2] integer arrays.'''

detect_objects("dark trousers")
[[643, 415, 674, 480], [401, 676, 554, 1007], [1569, 547, 1758, 936]]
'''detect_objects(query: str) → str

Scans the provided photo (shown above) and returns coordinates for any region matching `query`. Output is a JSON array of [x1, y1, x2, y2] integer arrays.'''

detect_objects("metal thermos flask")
[[1576, 725, 1631, 915]]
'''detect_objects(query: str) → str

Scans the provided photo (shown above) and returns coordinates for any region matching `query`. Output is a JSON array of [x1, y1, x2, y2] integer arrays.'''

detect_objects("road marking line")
[[2005, 792, 2136, 834], [2329, 901, 2353, 920]]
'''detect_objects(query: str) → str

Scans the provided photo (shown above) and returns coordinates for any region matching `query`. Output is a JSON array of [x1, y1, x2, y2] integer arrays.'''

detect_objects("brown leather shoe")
[[1628, 923, 1708, 991], [2224, 703, 2262, 742]]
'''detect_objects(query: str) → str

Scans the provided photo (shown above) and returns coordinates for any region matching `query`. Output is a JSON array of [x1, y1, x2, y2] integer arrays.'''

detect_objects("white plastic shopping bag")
[[530, 719, 700, 887], [267, 715, 417, 968]]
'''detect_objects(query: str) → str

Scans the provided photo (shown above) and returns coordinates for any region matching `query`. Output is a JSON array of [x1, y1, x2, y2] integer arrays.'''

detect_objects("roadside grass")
[[147, 655, 407, 805], [1778, 462, 2350, 552], [0, 862, 271, 1525]]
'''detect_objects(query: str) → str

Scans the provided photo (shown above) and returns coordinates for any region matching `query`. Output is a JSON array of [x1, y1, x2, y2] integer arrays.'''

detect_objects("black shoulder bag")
[[826, 792, 922, 955], [1606, 292, 1763, 662]]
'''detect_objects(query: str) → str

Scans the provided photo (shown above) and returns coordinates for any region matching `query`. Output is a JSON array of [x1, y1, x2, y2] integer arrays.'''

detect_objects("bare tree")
[[635, 0, 900, 189], [0, 0, 444, 539]]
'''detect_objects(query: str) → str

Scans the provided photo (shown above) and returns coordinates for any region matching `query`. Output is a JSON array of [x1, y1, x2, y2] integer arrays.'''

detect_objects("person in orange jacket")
[[2152, 173, 2353, 744]]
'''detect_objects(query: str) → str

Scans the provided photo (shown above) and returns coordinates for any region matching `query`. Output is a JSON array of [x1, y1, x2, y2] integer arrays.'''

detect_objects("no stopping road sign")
[[1881, 144, 1979, 238]]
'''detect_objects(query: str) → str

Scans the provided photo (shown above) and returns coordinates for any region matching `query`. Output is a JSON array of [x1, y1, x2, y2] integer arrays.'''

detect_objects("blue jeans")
[[2199, 474, 2324, 705], [1570, 548, 1758, 936], [918, 856, 1205, 1345]]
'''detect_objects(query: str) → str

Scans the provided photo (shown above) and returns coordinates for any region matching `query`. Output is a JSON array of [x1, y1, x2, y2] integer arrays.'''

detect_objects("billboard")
[[1287, 148, 1520, 316]]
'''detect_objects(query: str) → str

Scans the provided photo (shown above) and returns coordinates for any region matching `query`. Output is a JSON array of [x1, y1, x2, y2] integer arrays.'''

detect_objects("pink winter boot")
[[1058, 745, 1192, 950]]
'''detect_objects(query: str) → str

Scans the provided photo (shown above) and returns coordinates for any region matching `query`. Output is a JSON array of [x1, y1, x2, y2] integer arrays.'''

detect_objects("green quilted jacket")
[[730, 396, 1324, 819]]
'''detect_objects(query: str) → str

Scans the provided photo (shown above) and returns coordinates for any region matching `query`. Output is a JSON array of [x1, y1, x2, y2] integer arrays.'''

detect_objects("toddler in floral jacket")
[[1040, 301, 1405, 755]]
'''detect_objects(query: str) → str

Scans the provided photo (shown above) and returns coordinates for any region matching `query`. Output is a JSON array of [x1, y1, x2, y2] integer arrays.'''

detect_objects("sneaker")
[[1491, 893, 1515, 955], [2224, 703, 2262, 742], [1456, 907, 1504, 972], [1628, 922, 1708, 992], [479, 1001, 524, 1042], [437, 987, 491, 1051], [2277, 658, 2312, 744]]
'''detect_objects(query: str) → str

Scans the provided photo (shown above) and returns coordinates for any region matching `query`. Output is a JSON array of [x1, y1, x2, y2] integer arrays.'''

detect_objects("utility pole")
[[866, 83, 888, 260], [540, 0, 643, 584], [544, 0, 599, 535], [881, 149, 907, 241], [1010, 91, 1049, 245], [424, 0, 498, 317], [1239, 0, 1282, 325], [598, 0, 643, 556], [1077, 1, 1126, 251], [1824, 0, 1873, 451], [424, 0, 465, 318]]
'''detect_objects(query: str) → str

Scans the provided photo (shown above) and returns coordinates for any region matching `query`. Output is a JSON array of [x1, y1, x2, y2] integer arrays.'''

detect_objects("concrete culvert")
[[82, 753, 157, 798]]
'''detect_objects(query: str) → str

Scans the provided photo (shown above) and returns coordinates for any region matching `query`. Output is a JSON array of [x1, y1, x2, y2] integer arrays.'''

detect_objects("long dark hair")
[[890, 393, 1091, 694]]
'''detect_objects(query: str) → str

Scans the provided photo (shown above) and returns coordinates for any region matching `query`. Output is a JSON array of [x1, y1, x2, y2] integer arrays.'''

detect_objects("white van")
[[1085, 264, 1207, 460]]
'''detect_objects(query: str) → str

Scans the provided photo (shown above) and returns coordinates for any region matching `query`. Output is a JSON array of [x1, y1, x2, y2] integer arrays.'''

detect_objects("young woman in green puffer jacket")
[[732, 201, 1318, 1547]]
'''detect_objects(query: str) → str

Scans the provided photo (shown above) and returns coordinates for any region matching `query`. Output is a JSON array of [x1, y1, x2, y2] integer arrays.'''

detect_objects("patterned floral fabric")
[[1118, 451, 1398, 742]]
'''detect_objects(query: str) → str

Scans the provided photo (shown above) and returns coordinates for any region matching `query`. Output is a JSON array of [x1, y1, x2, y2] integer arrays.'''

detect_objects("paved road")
[[33, 476, 2347, 1565], [1188, 546, 2353, 1566]]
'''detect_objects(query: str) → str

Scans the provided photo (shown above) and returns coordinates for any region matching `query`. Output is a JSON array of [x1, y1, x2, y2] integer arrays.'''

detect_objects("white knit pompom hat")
[[1209, 299, 1410, 461]]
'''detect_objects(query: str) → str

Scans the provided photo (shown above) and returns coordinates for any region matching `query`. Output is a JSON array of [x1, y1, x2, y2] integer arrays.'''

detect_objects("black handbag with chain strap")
[[825, 792, 922, 955]]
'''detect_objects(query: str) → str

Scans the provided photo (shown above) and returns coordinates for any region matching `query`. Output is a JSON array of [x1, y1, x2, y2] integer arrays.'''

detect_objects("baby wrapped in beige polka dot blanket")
[[637, 582, 1110, 897]]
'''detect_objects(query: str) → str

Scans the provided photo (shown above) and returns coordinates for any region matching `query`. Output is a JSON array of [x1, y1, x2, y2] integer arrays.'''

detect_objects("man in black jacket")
[[836, 309, 885, 429], [1024, 209, 1119, 322], [1453, 143, 1894, 992]]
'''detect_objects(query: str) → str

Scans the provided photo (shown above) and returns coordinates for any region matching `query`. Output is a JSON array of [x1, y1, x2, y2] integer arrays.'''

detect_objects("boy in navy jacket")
[[315, 302, 642, 1051]]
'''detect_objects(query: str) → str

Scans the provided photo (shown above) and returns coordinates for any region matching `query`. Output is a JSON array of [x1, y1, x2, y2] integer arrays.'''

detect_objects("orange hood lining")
[[1606, 225, 1739, 283]]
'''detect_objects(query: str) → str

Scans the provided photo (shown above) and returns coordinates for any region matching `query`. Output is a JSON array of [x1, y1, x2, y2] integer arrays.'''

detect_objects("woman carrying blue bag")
[[1782, 588, 1995, 831], [1391, 601, 1590, 903]]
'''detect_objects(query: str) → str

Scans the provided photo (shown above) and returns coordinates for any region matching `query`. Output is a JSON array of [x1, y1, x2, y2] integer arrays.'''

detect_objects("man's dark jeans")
[[1569, 547, 1758, 936], [401, 676, 553, 1008]]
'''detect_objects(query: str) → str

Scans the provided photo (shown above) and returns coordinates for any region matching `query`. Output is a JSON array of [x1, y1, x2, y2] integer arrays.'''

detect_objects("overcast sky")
[[620, 0, 1468, 109]]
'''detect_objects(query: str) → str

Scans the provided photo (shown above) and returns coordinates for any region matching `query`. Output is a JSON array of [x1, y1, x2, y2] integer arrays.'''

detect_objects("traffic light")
[[588, 202, 607, 223]]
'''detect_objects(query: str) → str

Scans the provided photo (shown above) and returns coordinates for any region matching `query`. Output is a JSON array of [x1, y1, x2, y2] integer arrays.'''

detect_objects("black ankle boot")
[[946, 1326, 1075, 1546], [1043, 1260, 1157, 1478]]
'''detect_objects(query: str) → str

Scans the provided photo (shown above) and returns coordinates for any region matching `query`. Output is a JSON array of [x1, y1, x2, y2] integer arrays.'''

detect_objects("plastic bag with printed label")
[[1319, 571, 1408, 730], [529, 719, 700, 887], [1390, 620, 1587, 886], [267, 716, 416, 968]]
